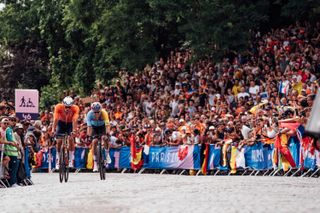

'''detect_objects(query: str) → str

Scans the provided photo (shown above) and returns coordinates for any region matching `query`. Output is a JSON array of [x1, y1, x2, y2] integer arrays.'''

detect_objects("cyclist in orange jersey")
[[52, 96, 80, 169]]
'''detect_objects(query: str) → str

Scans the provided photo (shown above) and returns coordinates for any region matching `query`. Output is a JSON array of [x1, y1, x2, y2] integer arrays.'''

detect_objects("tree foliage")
[[0, 0, 318, 107]]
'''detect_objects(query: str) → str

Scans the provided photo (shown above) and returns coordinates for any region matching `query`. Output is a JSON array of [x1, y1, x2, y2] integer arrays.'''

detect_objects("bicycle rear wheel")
[[59, 146, 64, 183], [98, 142, 105, 180]]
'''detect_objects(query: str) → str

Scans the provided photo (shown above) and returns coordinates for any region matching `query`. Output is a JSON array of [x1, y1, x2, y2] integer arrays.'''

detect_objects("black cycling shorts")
[[92, 125, 106, 137], [56, 120, 73, 136]]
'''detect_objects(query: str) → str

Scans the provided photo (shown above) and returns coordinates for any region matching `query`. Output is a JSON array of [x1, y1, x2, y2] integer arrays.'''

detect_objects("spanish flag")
[[275, 134, 296, 171], [130, 134, 143, 170], [201, 143, 209, 175], [273, 135, 281, 168]]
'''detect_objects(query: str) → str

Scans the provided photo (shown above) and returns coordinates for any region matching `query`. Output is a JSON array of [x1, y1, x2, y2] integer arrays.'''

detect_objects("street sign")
[[15, 89, 39, 120]]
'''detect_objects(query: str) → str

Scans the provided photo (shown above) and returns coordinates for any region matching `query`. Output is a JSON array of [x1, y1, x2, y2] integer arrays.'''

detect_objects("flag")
[[279, 122, 300, 131], [296, 125, 305, 169], [278, 134, 296, 171], [130, 134, 143, 170], [86, 147, 94, 169], [273, 135, 282, 168], [201, 143, 209, 175], [229, 146, 238, 174], [249, 101, 268, 115]]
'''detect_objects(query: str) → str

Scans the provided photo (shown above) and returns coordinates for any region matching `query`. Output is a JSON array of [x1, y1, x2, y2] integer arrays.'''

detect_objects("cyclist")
[[52, 96, 80, 169], [86, 102, 110, 172]]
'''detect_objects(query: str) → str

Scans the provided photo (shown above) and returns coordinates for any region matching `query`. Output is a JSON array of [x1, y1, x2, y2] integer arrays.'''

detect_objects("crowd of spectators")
[[1, 21, 320, 186]]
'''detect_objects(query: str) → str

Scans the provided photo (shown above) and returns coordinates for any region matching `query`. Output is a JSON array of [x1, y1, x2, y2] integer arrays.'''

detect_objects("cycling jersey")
[[86, 109, 110, 127], [54, 103, 80, 123], [54, 103, 80, 135]]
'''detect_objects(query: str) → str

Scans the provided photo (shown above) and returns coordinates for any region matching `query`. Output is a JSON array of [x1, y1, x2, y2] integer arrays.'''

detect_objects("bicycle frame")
[[57, 134, 70, 183], [93, 134, 106, 180]]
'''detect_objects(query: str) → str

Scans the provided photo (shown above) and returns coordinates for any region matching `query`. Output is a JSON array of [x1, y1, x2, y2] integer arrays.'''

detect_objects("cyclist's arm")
[[87, 126, 93, 137], [52, 105, 60, 133], [72, 106, 80, 132], [101, 110, 110, 133], [86, 111, 93, 136], [52, 119, 58, 134]]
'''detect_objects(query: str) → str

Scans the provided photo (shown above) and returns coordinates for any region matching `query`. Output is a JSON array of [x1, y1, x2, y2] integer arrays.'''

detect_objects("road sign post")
[[15, 89, 39, 121]]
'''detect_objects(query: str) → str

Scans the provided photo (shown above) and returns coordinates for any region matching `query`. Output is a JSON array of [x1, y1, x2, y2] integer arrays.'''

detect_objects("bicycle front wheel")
[[98, 142, 106, 180]]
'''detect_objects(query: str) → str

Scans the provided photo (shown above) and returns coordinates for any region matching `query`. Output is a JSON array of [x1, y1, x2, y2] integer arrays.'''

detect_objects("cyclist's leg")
[[66, 122, 75, 167], [55, 121, 64, 169], [92, 138, 98, 172], [92, 125, 103, 172], [102, 135, 111, 164]]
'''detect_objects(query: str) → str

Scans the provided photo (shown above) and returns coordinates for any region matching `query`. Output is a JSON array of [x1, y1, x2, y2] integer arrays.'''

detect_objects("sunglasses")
[[65, 106, 71, 109], [94, 112, 100, 114]]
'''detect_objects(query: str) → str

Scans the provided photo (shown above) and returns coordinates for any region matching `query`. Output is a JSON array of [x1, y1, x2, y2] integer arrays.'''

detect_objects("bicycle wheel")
[[64, 149, 69, 183], [98, 141, 105, 180], [59, 146, 64, 183]]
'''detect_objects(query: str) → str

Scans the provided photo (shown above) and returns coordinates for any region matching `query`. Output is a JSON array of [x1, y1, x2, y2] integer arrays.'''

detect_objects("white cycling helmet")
[[63, 96, 74, 107], [91, 102, 102, 112]]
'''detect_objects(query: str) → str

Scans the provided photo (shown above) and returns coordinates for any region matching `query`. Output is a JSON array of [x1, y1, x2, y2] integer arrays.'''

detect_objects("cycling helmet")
[[91, 102, 102, 112], [63, 96, 74, 107]]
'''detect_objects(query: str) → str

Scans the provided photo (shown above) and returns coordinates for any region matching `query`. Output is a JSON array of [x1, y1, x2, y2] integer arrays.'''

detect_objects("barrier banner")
[[304, 147, 316, 170], [106, 149, 121, 169], [119, 146, 131, 168], [147, 145, 200, 169], [207, 145, 221, 170], [40, 148, 56, 169], [35, 143, 318, 172], [263, 145, 273, 170], [74, 147, 86, 169], [288, 137, 300, 168], [244, 142, 265, 170]]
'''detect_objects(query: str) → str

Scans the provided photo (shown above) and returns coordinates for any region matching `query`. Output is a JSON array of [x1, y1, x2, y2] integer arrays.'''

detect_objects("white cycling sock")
[[69, 151, 74, 161], [56, 152, 60, 163]]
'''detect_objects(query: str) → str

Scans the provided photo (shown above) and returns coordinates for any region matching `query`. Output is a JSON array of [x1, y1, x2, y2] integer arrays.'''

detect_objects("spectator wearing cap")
[[0, 118, 11, 179], [4, 116, 20, 187], [14, 123, 25, 161], [207, 126, 220, 144]]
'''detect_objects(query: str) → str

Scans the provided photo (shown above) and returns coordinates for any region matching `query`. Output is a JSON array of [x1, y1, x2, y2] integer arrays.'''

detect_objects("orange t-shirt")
[[114, 111, 123, 120], [53, 103, 80, 123]]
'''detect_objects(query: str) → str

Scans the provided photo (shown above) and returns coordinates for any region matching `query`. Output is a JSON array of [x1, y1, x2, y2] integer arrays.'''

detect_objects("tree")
[[0, 0, 318, 106], [0, 1, 50, 98]]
